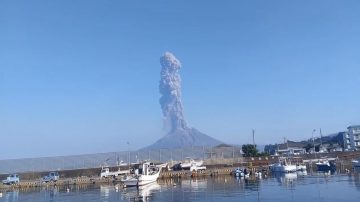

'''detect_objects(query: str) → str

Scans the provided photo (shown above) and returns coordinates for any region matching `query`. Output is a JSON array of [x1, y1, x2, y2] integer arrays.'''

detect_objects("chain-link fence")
[[0, 145, 243, 174]]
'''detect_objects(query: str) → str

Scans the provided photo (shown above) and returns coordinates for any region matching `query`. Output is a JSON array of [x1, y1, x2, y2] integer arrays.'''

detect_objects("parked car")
[[42, 172, 59, 182], [2, 174, 20, 185]]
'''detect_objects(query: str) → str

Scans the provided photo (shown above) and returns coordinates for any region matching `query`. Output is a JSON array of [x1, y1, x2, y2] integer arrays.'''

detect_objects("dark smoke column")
[[159, 52, 188, 132]]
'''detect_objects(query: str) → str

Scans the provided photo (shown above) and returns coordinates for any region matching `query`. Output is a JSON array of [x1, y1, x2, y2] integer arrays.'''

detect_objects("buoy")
[[173, 183, 176, 187], [115, 186, 119, 192], [66, 188, 70, 193]]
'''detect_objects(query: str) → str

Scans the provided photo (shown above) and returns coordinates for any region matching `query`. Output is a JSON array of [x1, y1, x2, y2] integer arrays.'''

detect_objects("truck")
[[2, 174, 20, 185], [42, 172, 60, 182], [100, 167, 129, 178]]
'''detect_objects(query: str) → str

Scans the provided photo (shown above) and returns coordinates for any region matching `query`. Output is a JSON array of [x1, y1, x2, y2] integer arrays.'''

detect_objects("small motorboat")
[[180, 158, 204, 170], [316, 159, 336, 172], [352, 159, 360, 169], [269, 158, 297, 173], [233, 168, 244, 177], [121, 162, 161, 187], [296, 164, 307, 171]]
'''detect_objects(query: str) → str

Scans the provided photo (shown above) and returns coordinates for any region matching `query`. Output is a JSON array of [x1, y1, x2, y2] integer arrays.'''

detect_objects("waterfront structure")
[[347, 125, 360, 150], [275, 142, 306, 156], [276, 147, 306, 156], [342, 131, 352, 151]]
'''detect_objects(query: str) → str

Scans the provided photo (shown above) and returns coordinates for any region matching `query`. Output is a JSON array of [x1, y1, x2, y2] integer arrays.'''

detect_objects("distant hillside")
[[142, 128, 222, 150]]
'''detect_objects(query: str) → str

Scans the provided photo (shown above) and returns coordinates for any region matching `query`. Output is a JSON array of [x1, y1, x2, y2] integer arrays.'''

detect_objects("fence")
[[0, 145, 243, 174]]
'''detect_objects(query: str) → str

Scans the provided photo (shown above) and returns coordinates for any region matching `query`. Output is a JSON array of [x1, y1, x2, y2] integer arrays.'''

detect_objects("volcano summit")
[[144, 52, 222, 149]]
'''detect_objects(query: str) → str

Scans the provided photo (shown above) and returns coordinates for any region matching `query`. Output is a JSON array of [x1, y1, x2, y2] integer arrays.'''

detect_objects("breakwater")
[[1, 151, 359, 191]]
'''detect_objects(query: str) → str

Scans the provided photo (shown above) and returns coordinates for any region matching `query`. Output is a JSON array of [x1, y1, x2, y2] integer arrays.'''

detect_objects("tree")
[[242, 144, 258, 157], [304, 144, 312, 153]]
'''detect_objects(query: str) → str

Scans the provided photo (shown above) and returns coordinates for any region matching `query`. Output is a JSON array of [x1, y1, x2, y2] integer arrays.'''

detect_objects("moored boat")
[[121, 162, 161, 187], [180, 158, 204, 169], [316, 159, 336, 172], [269, 158, 297, 173], [352, 160, 360, 169], [232, 168, 244, 177], [296, 164, 307, 171]]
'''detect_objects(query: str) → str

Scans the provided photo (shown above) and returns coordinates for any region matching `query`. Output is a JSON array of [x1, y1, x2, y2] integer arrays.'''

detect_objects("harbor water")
[[1, 171, 360, 202]]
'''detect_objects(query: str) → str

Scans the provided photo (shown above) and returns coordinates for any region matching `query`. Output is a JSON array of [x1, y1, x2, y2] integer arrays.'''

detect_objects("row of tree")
[[241, 144, 269, 157]]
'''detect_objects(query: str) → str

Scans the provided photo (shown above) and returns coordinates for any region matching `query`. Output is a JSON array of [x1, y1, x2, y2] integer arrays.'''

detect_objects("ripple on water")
[[2, 173, 360, 202]]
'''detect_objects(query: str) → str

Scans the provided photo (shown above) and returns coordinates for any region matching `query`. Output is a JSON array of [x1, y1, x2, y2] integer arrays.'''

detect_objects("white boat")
[[189, 161, 206, 172], [100, 166, 129, 178], [180, 158, 203, 169], [121, 162, 161, 187], [233, 168, 244, 177], [269, 158, 297, 173], [352, 160, 360, 168], [316, 159, 336, 172], [296, 164, 307, 171], [122, 182, 161, 202]]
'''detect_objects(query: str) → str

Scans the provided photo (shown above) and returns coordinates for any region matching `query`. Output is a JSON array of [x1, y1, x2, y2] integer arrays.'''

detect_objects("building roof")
[[277, 141, 305, 150], [347, 125, 360, 129]]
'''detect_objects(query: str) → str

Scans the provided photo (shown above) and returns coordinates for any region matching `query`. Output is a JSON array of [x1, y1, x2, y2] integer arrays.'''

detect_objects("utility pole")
[[312, 129, 316, 157], [252, 129, 256, 147], [320, 128, 323, 146]]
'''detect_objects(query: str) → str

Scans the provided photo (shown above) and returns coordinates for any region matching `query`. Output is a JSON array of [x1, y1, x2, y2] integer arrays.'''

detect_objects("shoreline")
[[1, 151, 359, 191]]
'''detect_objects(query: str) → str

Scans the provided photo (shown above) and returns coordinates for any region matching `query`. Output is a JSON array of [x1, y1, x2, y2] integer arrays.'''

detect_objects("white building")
[[342, 131, 351, 151], [347, 125, 360, 150]]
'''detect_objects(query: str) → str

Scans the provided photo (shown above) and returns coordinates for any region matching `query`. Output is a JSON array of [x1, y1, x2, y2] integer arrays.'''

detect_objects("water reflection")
[[1, 173, 360, 201], [100, 185, 111, 199], [348, 170, 360, 191], [3, 190, 19, 202], [181, 178, 207, 190], [122, 182, 161, 202]]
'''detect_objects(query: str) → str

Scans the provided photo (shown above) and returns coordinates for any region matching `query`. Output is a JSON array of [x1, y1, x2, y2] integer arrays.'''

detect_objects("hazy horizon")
[[1, 0, 359, 159]]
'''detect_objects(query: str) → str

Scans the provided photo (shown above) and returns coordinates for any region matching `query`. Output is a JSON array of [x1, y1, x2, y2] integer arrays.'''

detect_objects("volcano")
[[143, 52, 222, 150]]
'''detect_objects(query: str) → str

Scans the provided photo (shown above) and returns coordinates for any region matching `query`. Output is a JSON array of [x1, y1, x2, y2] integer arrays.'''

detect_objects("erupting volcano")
[[144, 52, 222, 149]]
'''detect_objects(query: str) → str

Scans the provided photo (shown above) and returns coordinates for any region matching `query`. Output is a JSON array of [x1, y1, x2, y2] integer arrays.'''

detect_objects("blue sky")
[[1, 0, 359, 159]]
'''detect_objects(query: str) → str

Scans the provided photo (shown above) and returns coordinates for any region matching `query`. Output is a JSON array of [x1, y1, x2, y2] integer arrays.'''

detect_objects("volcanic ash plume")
[[159, 52, 188, 132], [142, 52, 222, 149]]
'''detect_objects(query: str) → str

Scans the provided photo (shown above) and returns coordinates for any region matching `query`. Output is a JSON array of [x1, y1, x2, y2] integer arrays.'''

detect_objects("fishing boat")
[[352, 159, 360, 168], [232, 168, 244, 177], [316, 159, 336, 172], [269, 158, 297, 173], [296, 164, 307, 171], [121, 162, 161, 187], [180, 158, 204, 169]]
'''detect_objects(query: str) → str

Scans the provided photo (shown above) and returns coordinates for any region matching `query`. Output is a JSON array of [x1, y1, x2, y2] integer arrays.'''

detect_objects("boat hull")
[[296, 165, 307, 171], [316, 162, 336, 172], [122, 170, 160, 187], [352, 160, 360, 168], [270, 164, 297, 173]]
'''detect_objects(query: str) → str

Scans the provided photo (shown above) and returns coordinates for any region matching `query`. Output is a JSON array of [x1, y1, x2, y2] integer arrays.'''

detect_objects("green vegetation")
[[242, 144, 269, 157]]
